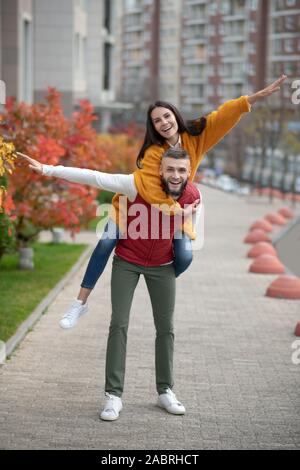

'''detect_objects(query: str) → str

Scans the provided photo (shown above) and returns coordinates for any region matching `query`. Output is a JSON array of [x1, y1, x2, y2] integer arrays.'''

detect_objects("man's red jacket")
[[115, 182, 201, 267]]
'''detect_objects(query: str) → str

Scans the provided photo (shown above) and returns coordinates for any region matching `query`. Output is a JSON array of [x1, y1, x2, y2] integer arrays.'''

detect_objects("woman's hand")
[[247, 75, 287, 105], [17, 152, 43, 174]]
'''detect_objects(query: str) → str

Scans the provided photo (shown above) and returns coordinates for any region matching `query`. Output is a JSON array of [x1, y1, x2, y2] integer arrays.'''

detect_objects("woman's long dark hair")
[[136, 100, 207, 168]]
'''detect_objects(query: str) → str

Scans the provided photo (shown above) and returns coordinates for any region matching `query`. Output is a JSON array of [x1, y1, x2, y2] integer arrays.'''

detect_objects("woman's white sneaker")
[[100, 393, 123, 421], [59, 299, 88, 329], [157, 388, 186, 415]]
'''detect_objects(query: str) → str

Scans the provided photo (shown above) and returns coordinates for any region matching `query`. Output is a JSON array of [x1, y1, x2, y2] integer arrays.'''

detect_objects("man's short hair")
[[162, 148, 190, 160]]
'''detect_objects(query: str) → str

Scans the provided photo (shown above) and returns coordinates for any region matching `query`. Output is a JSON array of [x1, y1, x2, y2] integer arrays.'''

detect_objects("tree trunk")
[[19, 247, 34, 270]]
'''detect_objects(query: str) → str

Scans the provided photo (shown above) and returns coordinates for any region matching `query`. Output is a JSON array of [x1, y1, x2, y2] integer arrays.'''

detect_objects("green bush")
[[97, 190, 114, 204], [0, 212, 16, 260]]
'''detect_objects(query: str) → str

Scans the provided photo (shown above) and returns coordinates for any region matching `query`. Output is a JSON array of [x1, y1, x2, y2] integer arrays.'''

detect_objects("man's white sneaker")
[[157, 388, 186, 415], [100, 393, 123, 421], [59, 299, 88, 329]]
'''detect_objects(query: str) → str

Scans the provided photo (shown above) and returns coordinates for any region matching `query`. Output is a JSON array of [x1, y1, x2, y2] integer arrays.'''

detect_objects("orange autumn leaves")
[[0, 88, 142, 240], [0, 135, 17, 213], [2, 89, 110, 237]]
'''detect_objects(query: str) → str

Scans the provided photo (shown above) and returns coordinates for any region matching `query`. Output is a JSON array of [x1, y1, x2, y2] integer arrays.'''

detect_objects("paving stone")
[[0, 187, 299, 450]]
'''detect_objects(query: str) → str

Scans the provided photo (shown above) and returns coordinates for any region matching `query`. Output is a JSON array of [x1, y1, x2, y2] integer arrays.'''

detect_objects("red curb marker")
[[247, 242, 277, 258], [284, 193, 300, 202], [250, 219, 273, 232], [266, 275, 300, 300], [265, 213, 287, 225], [249, 254, 285, 274], [278, 207, 294, 219], [244, 229, 271, 244], [294, 322, 300, 336], [260, 187, 271, 196], [271, 189, 284, 199]]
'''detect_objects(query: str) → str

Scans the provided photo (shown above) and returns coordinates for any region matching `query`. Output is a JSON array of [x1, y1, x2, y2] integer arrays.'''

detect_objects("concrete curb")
[[272, 214, 300, 245], [4, 244, 93, 360]]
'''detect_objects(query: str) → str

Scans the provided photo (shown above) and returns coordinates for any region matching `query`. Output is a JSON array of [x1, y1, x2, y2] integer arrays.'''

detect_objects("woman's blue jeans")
[[81, 218, 193, 289]]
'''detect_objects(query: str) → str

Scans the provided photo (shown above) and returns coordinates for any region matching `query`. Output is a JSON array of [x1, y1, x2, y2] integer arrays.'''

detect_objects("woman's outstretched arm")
[[188, 74, 288, 173], [17, 152, 137, 201], [247, 75, 287, 105]]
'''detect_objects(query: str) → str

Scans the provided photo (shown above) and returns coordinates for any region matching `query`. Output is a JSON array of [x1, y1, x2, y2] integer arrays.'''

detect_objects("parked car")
[[200, 168, 217, 187], [236, 185, 251, 196], [216, 175, 239, 192]]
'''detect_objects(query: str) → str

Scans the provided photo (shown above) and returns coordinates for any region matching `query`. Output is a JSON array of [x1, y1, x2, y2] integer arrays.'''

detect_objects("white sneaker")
[[157, 388, 186, 415], [100, 393, 123, 421], [59, 299, 88, 329]]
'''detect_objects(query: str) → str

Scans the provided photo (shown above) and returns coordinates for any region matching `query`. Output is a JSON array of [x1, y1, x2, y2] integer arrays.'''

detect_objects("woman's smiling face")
[[150, 106, 179, 140]]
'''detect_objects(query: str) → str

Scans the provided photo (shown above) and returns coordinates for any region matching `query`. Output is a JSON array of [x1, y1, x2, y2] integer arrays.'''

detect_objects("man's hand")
[[182, 199, 200, 219], [247, 75, 287, 104], [17, 152, 43, 174]]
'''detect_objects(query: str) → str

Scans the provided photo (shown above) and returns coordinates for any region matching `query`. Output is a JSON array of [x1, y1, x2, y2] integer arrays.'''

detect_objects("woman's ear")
[[187, 161, 191, 177]]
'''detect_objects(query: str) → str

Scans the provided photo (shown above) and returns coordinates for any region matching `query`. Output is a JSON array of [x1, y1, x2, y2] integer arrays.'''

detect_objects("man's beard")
[[161, 177, 188, 198]]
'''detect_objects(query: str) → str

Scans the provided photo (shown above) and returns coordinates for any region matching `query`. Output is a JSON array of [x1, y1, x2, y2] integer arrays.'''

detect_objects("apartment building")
[[268, 0, 300, 106], [1, 1, 299, 125], [121, 0, 156, 108], [0, 0, 34, 105], [0, 0, 127, 129], [180, 0, 208, 115], [119, 0, 300, 117], [158, 0, 182, 105], [180, 0, 266, 114], [121, 0, 262, 114], [34, 0, 129, 128]]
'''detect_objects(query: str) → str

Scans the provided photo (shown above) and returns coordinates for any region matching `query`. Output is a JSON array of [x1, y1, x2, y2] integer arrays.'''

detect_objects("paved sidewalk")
[[0, 187, 299, 450]]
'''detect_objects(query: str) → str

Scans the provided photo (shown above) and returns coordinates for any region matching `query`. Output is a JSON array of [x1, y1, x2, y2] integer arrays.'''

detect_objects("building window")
[[208, 1, 217, 15], [125, 0, 141, 9], [249, 21, 257, 33], [207, 24, 215, 36], [246, 63, 256, 76], [284, 62, 296, 75], [208, 44, 216, 56], [104, 0, 112, 33], [250, 0, 258, 9], [221, 0, 230, 14], [219, 23, 225, 35], [22, 18, 32, 103], [195, 44, 206, 59], [285, 15, 295, 31], [284, 38, 294, 52], [248, 42, 256, 54], [274, 38, 282, 54], [272, 62, 282, 77], [103, 43, 111, 90]]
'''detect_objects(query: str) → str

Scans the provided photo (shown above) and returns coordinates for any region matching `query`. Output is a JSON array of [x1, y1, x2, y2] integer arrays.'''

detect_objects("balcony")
[[222, 14, 246, 21]]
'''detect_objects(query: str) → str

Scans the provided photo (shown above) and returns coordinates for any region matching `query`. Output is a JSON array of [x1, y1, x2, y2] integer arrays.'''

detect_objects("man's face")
[[160, 157, 191, 198]]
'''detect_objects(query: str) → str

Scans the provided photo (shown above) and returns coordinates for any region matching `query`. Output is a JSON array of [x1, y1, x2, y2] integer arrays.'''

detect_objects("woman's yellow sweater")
[[111, 96, 251, 238]]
